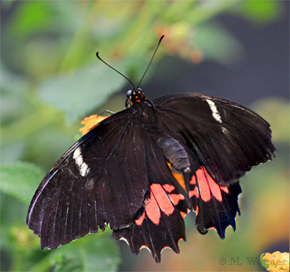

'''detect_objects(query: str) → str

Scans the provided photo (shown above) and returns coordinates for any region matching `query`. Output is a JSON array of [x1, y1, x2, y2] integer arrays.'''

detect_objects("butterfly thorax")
[[127, 88, 157, 124], [127, 88, 151, 106], [127, 89, 191, 174]]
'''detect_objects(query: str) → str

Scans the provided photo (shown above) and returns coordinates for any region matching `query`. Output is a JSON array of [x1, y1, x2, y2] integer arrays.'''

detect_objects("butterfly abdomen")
[[155, 133, 191, 174]]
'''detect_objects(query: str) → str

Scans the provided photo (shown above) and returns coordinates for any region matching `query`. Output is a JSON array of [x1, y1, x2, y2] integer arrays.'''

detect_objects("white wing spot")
[[206, 99, 222, 123], [119, 237, 129, 245], [73, 147, 90, 176], [140, 245, 151, 253], [221, 127, 229, 134]]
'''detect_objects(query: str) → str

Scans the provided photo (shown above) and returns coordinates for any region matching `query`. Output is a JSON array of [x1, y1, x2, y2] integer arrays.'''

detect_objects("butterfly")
[[27, 36, 275, 263]]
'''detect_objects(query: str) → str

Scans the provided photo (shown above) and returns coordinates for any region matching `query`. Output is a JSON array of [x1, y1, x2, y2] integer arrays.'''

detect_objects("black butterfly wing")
[[154, 93, 275, 186], [112, 133, 191, 263], [27, 107, 192, 262], [185, 166, 242, 238], [153, 93, 275, 238], [27, 92, 275, 261], [27, 109, 151, 249]]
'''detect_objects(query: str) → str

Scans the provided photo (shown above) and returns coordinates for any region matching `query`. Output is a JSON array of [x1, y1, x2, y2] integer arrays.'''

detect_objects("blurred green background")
[[1, 1, 289, 271]]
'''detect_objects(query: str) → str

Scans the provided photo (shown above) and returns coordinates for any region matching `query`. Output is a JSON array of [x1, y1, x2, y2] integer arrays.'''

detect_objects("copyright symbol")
[[219, 257, 226, 265]]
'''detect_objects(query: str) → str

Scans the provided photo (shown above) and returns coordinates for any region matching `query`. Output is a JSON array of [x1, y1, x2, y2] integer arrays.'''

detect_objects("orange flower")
[[154, 23, 203, 64], [79, 114, 109, 135], [261, 251, 289, 271]]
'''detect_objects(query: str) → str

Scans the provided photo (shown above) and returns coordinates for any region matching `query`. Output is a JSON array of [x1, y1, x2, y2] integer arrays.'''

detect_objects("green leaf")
[[50, 231, 121, 272], [241, 1, 283, 24], [252, 98, 290, 144], [0, 142, 26, 164], [39, 63, 127, 125], [260, 253, 269, 269], [0, 64, 29, 123], [0, 162, 44, 204], [10, 1, 52, 37]]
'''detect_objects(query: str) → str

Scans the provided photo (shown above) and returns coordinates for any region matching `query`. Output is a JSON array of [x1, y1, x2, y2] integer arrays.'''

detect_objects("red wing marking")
[[145, 189, 161, 225], [162, 184, 175, 193], [140, 245, 149, 250], [162, 184, 185, 205], [220, 186, 229, 194], [204, 169, 222, 202], [189, 175, 197, 185], [178, 237, 184, 242], [195, 205, 199, 215], [134, 183, 184, 226], [189, 187, 199, 198], [169, 193, 185, 206], [135, 211, 146, 226], [196, 166, 223, 202], [196, 167, 211, 202], [180, 211, 187, 219], [150, 184, 174, 216]]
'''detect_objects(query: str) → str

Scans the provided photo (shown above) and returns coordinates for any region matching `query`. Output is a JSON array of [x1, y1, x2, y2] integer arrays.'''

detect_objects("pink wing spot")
[[189, 175, 197, 185], [180, 211, 187, 219], [196, 167, 211, 202], [151, 184, 174, 216], [195, 205, 199, 215], [189, 187, 199, 198], [145, 190, 161, 225], [196, 166, 223, 202], [169, 193, 184, 206], [208, 227, 217, 231], [140, 245, 149, 250], [135, 211, 145, 226], [204, 169, 222, 202], [162, 184, 175, 193], [220, 186, 229, 194], [178, 237, 185, 242], [139, 184, 179, 226]]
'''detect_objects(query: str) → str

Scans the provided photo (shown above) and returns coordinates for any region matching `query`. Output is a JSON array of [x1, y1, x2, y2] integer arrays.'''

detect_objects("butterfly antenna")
[[136, 35, 164, 89], [96, 52, 136, 90]]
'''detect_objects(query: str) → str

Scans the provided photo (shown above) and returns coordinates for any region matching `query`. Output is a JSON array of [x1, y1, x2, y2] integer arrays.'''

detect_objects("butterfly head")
[[126, 88, 150, 108]]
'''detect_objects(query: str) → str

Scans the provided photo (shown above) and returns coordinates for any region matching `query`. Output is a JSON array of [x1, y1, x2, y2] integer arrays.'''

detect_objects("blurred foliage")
[[0, 162, 44, 204], [0, 0, 288, 271], [238, 1, 284, 24]]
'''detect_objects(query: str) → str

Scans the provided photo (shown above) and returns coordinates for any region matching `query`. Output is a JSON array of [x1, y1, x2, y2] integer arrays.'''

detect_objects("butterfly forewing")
[[151, 93, 275, 244], [27, 109, 150, 249], [154, 93, 275, 186]]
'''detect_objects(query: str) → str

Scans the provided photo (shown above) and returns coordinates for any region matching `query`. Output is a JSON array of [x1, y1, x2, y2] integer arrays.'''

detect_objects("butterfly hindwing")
[[186, 166, 242, 238], [112, 134, 191, 263]]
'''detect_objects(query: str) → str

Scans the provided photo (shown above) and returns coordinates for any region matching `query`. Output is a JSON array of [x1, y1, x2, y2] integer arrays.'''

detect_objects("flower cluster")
[[261, 251, 289, 272], [155, 23, 203, 63], [79, 114, 109, 135]]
